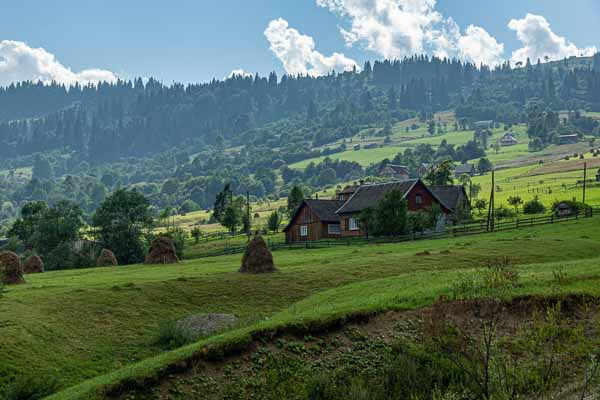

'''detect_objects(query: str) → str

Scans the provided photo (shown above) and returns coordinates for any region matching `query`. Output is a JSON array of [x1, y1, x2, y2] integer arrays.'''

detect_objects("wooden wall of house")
[[285, 205, 337, 243], [406, 181, 442, 212], [340, 215, 363, 238]]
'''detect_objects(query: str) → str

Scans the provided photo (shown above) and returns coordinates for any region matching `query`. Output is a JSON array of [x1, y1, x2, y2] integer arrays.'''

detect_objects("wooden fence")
[[192, 208, 598, 259]]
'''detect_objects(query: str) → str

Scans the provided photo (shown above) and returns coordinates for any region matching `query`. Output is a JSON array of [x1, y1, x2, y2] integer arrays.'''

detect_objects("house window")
[[328, 224, 341, 235], [338, 194, 345, 201], [300, 225, 308, 237], [415, 194, 423, 205], [349, 217, 359, 231]]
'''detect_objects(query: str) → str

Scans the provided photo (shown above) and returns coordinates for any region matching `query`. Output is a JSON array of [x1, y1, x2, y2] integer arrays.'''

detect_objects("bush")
[[155, 321, 196, 349], [523, 196, 546, 214], [495, 205, 516, 220], [3, 375, 60, 400]]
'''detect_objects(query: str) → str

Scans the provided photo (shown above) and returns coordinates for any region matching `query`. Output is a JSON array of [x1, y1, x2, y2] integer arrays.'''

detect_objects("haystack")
[[0, 251, 25, 285], [97, 249, 118, 267], [240, 236, 277, 274], [23, 255, 44, 274], [145, 237, 179, 264]]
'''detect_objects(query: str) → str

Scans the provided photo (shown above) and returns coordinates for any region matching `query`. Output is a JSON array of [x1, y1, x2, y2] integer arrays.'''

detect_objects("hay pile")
[[145, 237, 179, 264], [240, 236, 277, 274], [0, 251, 25, 285], [23, 255, 44, 274], [97, 249, 118, 267]]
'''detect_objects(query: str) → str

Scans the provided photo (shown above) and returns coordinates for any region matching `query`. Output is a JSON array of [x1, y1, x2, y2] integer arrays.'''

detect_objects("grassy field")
[[2, 217, 600, 399]]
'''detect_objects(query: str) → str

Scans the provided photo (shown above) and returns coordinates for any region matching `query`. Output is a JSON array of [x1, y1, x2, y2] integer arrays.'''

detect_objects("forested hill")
[[2, 54, 599, 162], [0, 54, 599, 220]]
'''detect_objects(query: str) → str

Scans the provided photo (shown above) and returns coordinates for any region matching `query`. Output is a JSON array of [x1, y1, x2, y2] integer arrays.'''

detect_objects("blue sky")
[[0, 0, 598, 85]]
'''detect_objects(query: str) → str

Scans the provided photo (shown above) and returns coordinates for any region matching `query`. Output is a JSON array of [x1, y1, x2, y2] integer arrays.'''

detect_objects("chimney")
[[359, 179, 365, 186], [315, 193, 319, 200]]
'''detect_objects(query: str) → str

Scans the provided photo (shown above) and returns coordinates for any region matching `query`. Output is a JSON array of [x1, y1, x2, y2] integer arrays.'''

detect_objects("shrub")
[[523, 196, 546, 214], [155, 321, 196, 349], [3, 375, 60, 400]]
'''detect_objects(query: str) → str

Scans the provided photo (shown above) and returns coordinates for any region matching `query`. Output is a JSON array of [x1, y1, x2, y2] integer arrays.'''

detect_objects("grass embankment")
[[1, 218, 599, 398]]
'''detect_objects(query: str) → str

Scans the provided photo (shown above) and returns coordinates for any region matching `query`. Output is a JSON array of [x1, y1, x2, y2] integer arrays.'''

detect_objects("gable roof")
[[336, 179, 451, 214], [382, 164, 409, 174], [455, 163, 475, 175], [283, 199, 345, 232], [430, 186, 467, 212], [338, 185, 358, 195]]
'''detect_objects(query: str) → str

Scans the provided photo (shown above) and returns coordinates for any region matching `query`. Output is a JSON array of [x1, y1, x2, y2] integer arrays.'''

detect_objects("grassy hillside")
[[2, 217, 600, 399]]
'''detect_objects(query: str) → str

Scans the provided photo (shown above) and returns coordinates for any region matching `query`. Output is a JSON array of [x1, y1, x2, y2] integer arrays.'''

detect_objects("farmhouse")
[[284, 199, 345, 243], [559, 134, 579, 145], [379, 164, 410, 181], [335, 185, 358, 201], [364, 143, 379, 149], [474, 120, 494, 130], [335, 179, 453, 238], [500, 133, 518, 146], [455, 163, 476, 177], [430, 185, 470, 214]]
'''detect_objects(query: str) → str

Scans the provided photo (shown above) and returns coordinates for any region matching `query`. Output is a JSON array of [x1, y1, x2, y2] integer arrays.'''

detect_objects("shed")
[[455, 163, 476, 177]]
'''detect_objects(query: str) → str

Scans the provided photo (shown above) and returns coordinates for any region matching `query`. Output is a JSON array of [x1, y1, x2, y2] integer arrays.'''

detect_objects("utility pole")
[[486, 169, 495, 232], [583, 162, 587, 205], [246, 191, 251, 241]]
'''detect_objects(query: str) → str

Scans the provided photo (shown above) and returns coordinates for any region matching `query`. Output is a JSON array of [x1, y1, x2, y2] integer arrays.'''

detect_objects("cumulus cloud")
[[264, 18, 358, 76], [508, 14, 597, 64], [227, 68, 253, 79], [316, 0, 504, 66], [0, 40, 116, 87]]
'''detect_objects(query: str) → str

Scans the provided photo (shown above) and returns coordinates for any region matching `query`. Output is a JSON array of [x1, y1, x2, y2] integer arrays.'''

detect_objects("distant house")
[[555, 202, 574, 217], [379, 164, 410, 181], [430, 186, 470, 216], [418, 163, 433, 177], [353, 144, 361, 151], [284, 199, 345, 243], [559, 134, 579, 145], [364, 143, 379, 150], [335, 185, 358, 201], [335, 179, 452, 237], [500, 133, 518, 146], [474, 120, 494, 130], [596, 169, 600, 182], [455, 163, 476, 177]]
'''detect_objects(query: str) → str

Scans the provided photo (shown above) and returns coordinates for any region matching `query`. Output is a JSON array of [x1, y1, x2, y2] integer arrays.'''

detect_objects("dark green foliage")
[[372, 190, 408, 236], [8, 200, 84, 270], [287, 186, 304, 216], [92, 189, 154, 265], [477, 157, 493, 175], [191, 227, 202, 243], [523, 196, 546, 214], [268, 211, 282, 233], [3, 375, 60, 400], [425, 160, 454, 186], [213, 184, 233, 222], [222, 205, 241, 233]]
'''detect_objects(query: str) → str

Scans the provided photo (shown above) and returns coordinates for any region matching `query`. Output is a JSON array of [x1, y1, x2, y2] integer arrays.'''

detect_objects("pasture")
[[2, 217, 600, 399]]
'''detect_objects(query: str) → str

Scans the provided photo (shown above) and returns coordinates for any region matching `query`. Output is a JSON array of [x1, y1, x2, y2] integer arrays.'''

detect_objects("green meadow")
[[2, 217, 600, 399]]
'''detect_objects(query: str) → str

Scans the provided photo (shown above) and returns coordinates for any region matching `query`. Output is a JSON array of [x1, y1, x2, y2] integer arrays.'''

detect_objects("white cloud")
[[457, 25, 505, 66], [264, 18, 358, 76], [508, 14, 597, 64], [227, 68, 253, 79], [317, 0, 505, 66], [0, 40, 116, 87]]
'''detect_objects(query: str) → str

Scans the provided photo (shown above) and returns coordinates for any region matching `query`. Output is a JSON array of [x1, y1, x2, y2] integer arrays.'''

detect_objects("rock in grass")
[[145, 237, 179, 265], [97, 249, 118, 267], [0, 251, 25, 285], [240, 235, 277, 274], [23, 255, 44, 274], [175, 313, 239, 339]]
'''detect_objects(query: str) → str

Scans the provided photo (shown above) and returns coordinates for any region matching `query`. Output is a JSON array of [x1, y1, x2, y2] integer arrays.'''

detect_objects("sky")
[[0, 0, 599, 86]]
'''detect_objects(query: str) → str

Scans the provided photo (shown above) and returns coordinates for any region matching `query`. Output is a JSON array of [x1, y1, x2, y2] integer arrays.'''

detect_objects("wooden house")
[[455, 163, 476, 177], [283, 199, 345, 243], [335, 179, 452, 238], [500, 133, 518, 146], [335, 185, 358, 201], [559, 134, 579, 145], [379, 164, 410, 181]]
